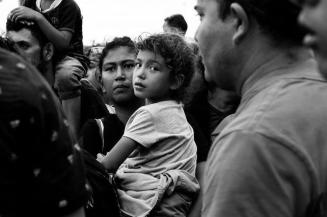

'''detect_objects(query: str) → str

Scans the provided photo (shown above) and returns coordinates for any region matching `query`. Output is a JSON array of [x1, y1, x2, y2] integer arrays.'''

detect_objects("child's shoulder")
[[137, 100, 182, 117]]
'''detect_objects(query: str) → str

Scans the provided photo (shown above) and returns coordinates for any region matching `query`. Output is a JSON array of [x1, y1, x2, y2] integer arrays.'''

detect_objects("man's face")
[[194, 0, 235, 90], [7, 28, 42, 67], [295, 0, 327, 78], [101, 46, 136, 105]]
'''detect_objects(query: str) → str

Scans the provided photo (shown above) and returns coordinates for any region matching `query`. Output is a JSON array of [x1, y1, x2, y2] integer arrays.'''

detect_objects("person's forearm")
[[35, 14, 70, 51]]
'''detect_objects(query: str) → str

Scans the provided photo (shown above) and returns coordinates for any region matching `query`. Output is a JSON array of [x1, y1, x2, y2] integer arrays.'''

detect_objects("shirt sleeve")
[[57, 0, 81, 33], [123, 109, 157, 148], [203, 131, 312, 217]]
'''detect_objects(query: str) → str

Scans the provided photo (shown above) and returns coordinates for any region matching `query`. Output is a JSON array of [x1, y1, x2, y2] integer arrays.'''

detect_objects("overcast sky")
[[0, 0, 199, 45]]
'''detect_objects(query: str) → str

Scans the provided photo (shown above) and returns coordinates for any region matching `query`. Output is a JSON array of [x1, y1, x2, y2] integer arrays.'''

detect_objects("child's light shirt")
[[116, 100, 199, 217]]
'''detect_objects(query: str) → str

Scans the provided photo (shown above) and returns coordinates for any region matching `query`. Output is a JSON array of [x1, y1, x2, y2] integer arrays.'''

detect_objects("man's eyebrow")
[[194, 5, 200, 11]]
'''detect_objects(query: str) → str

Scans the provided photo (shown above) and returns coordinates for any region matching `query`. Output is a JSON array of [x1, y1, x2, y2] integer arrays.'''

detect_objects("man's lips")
[[303, 34, 318, 49]]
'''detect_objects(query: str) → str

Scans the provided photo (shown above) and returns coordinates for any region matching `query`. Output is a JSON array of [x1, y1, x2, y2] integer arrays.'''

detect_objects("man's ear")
[[42, 42, 54, 62], [230, 3, 249, 44], [170, 73, 184, 90]]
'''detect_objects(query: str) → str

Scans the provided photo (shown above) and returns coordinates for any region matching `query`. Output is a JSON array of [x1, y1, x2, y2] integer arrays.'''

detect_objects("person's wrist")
[[34, 12, 43, 23]]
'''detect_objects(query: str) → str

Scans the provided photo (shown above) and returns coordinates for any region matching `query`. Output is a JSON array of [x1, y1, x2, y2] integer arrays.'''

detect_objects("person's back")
[[207, 57, 327, 216], [0, 47, 88, 217]]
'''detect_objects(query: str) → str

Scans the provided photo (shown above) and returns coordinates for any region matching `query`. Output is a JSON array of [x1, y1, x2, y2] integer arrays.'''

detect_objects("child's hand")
[[96, 153, 105, 163], [9, 6, 41, 23]]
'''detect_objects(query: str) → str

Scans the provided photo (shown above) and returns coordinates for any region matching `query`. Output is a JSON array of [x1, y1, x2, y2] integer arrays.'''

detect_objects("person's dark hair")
[[0, 36, 17, 53], [136, 33, 195, 102], [164, 14, 188, 34], [6, 19, 48, 48], [218, 0, 306, 46], [98, 36, 137, 72]]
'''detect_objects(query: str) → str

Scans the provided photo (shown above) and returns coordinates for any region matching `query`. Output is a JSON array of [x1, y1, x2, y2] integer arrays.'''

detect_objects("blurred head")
[[293, 0, 327, 78], [135, 33, 195, 103], [0, 36, 17, 53], [99, 37, 139, 106], [163, 14, 188, 36], [86, 46, 104, 69], [194, 0, 305, 90], [6, 19, 53, 71]]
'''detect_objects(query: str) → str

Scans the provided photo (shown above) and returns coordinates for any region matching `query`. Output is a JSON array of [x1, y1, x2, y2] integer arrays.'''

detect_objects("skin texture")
[[6, 28, 55, 85], [194, 0, 236, 90], [7, 29, 42, 67], [133, 50, 173, 104], [101, 46, 136, 105], [295, 0, 327, 78], [9, 6, 72, 51]]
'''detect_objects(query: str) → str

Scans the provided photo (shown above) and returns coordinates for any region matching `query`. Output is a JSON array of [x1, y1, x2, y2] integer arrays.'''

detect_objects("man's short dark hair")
[[218, 0, 306, 46], [136, 33, 195, 102], [164, 14, 188, 34], [6, 19, 48, 47], [98, 36, 137, 72]]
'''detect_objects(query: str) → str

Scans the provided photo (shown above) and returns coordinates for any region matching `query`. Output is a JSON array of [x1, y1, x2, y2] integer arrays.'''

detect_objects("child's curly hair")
[[136, 33, 195, 102]]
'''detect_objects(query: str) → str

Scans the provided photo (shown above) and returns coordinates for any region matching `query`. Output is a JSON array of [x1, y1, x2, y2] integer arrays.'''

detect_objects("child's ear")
[[170, 74, 184, 90]]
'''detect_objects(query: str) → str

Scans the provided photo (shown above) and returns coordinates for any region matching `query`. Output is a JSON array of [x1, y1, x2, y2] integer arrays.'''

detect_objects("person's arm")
[[97, 136, 138, 172], [9, 6, 72, 51], [188, 161, 205, 217]]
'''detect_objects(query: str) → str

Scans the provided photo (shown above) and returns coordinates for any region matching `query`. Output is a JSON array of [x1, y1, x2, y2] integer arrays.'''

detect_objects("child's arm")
[[9, 6, 72, 51], [97, 137, 138, 172]]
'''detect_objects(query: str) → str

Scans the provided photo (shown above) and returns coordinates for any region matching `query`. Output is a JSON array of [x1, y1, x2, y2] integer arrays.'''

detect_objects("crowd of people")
[[1, 0, 327, 216]]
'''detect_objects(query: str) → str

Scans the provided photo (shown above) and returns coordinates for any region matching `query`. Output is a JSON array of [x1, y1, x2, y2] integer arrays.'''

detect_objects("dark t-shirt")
[[80, 114, 125, 158], [23, 0, 87, 67], [0, 48, 88, 217], [185, 90, 239, 162], [80, 79, 109, 133]]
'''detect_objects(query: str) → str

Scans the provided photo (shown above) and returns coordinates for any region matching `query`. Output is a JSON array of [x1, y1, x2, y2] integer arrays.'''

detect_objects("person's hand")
[[9, 6, 41, 23], [96, 153, 105, 163]]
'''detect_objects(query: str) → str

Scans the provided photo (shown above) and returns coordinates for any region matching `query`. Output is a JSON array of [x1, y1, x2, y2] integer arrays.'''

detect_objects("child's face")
[[133, 50, 172, 104]]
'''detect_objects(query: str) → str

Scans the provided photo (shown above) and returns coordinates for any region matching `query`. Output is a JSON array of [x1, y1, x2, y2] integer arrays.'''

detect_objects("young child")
[[97, 33, 199, 217], [9, 0, 88, 138]]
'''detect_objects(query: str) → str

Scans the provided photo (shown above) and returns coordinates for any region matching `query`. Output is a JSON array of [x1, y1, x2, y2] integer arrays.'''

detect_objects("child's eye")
[[135, 63, 141, 68], [103, 66, 116, 73], [149, 66, 159, 71]]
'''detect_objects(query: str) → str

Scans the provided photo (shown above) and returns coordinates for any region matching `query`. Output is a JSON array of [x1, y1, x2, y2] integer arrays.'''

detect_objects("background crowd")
[[1, 0, 327, 217]]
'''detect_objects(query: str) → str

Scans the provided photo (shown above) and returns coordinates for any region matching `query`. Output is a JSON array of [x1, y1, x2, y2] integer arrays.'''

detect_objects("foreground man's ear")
[[230, 3, 249, 45]]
